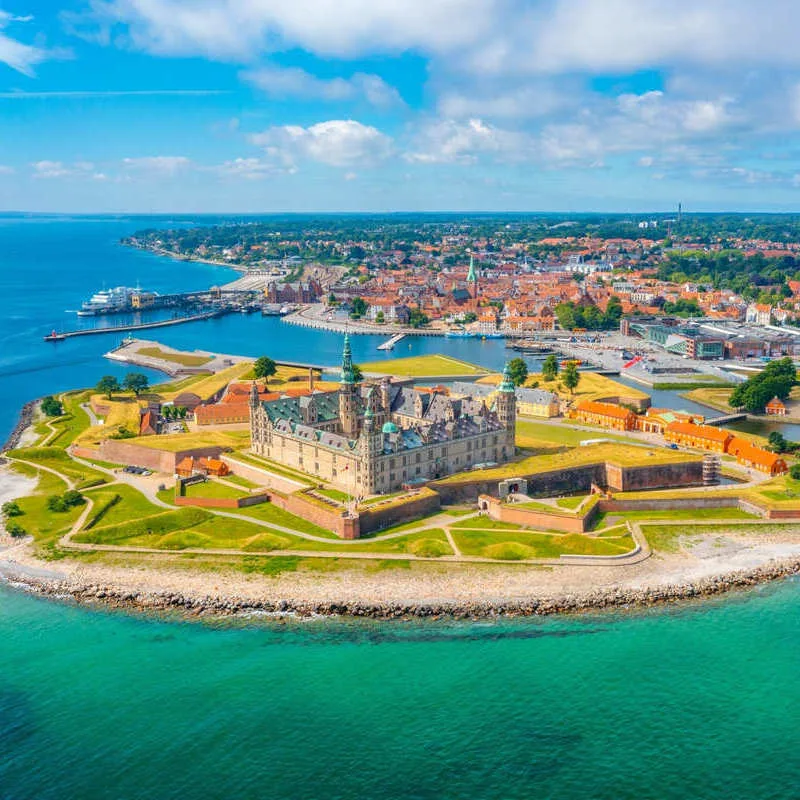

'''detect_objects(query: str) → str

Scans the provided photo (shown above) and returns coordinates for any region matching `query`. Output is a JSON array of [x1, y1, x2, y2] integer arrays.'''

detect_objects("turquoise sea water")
[[1, 216, 799, 798], [0, 581, 798, 799]]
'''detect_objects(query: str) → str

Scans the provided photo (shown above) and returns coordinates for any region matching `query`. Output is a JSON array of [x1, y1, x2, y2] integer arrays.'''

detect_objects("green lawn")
[[223, 474, 260, 490], [284, 528, 452, 556], [597, 507, 758, 525], [316, 487, 350, 503], [230, 451, 316, 486], [359, 354, 489, 377], [8, 466, 84, 555], [183, 480, 248, 500], [556, 495, 589, 510], [82, 484, 165, 529], [452, 528, 635, 559], [642, 521, 800, 553], [42, 391, 92, 447], [233, 502, 338, 538], [515, 419, 632, 449], [137, 346, 212, 367], [452, 517, 526, 530], [8, 447, 107, 488], [73, 507, 213, 546]]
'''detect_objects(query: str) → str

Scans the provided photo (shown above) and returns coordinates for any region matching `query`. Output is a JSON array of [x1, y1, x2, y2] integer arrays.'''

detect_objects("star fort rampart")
[[249, 335, 517, 496]]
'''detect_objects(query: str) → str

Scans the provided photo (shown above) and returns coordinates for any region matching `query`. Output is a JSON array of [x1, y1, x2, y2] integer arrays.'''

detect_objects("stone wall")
[[481, 495, 598, 533], [429, 458, 704, 504], [358, 489, 441, 535], [267, 489, 360, 539], [99, 440, 224, 473]]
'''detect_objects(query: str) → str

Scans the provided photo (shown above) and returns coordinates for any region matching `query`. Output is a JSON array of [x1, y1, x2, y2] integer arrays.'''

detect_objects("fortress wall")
[[615, 461, 705, 491], [221, 455, 307, 494], [267, 489, 360, 539], [481, 495, 594, 533], [358, 490, 441, 536]]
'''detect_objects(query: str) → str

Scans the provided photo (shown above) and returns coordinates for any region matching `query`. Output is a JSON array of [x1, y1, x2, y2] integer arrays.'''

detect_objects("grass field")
[[480, 370, 649, 405], [683, 387, 735, 412], [8, 465, 84, 555], [122, 428, 250, 453], [137, 346, 213, 367], [359, 354, 488, 377], [82, 484, 164, 529], [515, 419, 632, 449], [183, 480, 248, 500], [451, 528, 635, 559], [596, 507, 758, 525], [42, 391, 92, 447], [9, 447, 107, 488], [232, 501, 338, 538], [229, 451, 316, 485]]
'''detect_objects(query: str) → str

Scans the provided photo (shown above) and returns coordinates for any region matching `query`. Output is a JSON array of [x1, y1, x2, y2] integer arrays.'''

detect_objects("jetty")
[[705, 413, 747, 426], [43, 310, 226, 342], [377, 333, 406, 351]]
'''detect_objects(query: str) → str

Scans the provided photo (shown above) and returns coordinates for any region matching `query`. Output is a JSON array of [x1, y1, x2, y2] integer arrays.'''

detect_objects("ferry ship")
[[77, 286, 155, 316]]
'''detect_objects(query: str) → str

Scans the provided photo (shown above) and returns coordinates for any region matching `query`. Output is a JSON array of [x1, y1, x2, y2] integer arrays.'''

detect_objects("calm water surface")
[[0, 581, 798, 800]]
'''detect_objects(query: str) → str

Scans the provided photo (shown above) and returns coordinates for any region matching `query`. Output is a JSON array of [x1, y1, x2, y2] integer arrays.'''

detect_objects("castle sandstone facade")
[[249, 336, 516, 497]]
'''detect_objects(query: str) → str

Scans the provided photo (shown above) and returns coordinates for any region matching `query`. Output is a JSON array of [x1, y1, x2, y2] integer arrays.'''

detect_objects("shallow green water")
[[1, 581, 798, 800]]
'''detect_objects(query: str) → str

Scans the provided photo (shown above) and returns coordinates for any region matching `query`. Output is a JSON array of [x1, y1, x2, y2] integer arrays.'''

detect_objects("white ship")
[[77, 286, 154, 316]]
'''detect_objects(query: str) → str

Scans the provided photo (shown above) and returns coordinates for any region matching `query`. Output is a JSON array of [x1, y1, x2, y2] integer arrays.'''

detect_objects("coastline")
[[1, 398, 39, 453], [1, 536, 797, 620]]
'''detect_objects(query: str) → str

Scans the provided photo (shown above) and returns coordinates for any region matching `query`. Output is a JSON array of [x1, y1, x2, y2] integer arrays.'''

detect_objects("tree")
[[350, 297, 368, 319], [253, 356, 277, 382], [123, 372, 149, 396], [542, 354, 559, 381], [408, 308, 429, 328], [327, 292, 338, 306], [562, 362, 581, 394], [375, 310, 385, 324], [162, 405, 173, 420], [176, 406, 188, 419], [2, 501, 22, 517], [790, 464, 800, 480], [352, 364, 364, 383], [5, 521, 26, 538], [96, 375, 120, 400], [507, 357, 529, 387], [41, 396, 63, 416], [768, 431, 789, 453], [729, 357, 796, 412]]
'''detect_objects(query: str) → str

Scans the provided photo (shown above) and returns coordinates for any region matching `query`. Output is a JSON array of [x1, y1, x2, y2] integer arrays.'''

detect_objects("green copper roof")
[[498, 362, 515, 393], [340, 333, 355, 384], [382, 421, 399, 434], [364, 407, 374, 419], [467, 254, 477, 283]]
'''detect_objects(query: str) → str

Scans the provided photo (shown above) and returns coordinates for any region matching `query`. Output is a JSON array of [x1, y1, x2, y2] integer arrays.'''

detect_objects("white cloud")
[[80, 0, 491, 60], [0, 164, 14, 174], [211, 157, 285, 180], [0, 89, 226, 99], [406, 118, 523, 164], [250, 119, 393, 168], [0, 11, 56, 76], [242, 66, 401, 108], [122, 156, 191, 174]]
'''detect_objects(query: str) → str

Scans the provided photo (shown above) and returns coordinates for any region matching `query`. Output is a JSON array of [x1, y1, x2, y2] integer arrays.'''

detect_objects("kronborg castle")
[[249, 335, 517, 496]]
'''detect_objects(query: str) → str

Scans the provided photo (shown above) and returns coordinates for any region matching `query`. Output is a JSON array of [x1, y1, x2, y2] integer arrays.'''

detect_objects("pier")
[[377, 333, 406, 351], [705, 413, 747, 426], [44, 310, 227, 342]]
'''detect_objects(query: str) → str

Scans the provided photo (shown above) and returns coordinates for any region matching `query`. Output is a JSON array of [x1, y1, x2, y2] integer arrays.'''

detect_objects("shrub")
[[5, 521, 27, 538], [2, 501, 23, 517], [47, 495, 68, 513], [41, 396, 63, 416], [790, 464, 800, 480], [409, 538, 449, 558]]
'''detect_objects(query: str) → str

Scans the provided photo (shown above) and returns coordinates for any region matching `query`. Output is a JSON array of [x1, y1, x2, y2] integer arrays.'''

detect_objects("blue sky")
[[4, 0, 800, 212]]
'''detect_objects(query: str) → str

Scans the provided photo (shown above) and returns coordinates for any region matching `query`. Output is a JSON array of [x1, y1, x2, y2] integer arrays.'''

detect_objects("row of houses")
[[569, 400, 788, 475]]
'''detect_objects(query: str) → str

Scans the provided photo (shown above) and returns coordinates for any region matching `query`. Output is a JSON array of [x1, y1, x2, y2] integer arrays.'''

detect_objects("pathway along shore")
[[1, 537, 797, 620]]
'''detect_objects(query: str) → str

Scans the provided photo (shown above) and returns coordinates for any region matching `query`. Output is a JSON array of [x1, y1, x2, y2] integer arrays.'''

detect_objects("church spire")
[[467, 253, 477, 283], [498, 362, 515, 393]]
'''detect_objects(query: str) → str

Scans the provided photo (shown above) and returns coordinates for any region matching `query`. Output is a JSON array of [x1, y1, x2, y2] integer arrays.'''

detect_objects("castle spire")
[[467, 253, 477, 283], [340, 333, 355, 384], [499, 362, 515, 393]]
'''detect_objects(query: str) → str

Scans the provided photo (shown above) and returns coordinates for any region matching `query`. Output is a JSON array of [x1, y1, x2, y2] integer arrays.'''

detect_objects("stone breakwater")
[[4, 557, 798, 620], [1, 398, 38, 453]]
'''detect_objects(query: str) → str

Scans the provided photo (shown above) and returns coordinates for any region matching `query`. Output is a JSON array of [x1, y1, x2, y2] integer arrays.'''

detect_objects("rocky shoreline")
[[1, 398, 39, 453], [3, 555, 797, 620]]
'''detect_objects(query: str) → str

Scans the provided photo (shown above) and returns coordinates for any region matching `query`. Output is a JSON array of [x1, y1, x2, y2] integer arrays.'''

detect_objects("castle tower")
[[358, 408, 382, 495], [495, 362, 517, 453], [467, 254, 478, 300], [338, 333, 360, 437]]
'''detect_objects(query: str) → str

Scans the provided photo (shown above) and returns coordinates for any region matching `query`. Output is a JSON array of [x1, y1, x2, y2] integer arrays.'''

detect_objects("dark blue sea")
[[0, 216, 798, 800]]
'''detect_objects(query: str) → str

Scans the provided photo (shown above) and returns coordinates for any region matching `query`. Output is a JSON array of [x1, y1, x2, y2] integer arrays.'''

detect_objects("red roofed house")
[[765, 396, 788, 416], [571, 400, 637, 431], [664, 421, 733, 453], [175, 456, 231, 478], [728, 438, 788, 476]]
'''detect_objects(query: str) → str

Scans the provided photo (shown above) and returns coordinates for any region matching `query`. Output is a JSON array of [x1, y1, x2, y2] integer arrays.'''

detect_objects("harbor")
[[43, 310, 230, 341]]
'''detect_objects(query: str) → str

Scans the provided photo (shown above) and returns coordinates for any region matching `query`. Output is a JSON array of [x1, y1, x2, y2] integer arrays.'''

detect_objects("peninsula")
[[2, 340, 799, 618]]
